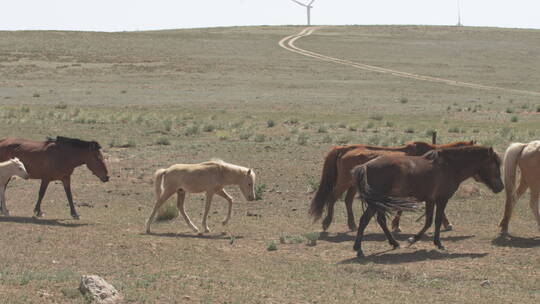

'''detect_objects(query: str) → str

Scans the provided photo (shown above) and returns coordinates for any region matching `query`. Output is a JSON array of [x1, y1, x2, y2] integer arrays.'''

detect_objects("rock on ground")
[[79, 275, 122, 304]]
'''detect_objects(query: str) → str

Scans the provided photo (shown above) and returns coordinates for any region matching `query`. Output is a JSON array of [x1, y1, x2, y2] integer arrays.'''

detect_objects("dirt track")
[[279, 27, 540, 97]]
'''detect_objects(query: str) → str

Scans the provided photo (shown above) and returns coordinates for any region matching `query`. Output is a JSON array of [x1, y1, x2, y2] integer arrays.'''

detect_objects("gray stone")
[[79, 275, 122, 304]]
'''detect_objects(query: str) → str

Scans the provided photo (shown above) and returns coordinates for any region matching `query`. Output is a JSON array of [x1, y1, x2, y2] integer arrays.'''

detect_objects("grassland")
[[0, 25, 539, 303]]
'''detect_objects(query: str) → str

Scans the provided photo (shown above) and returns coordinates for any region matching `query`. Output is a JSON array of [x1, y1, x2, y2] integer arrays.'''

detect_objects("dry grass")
[[0, 25, 539, 303]]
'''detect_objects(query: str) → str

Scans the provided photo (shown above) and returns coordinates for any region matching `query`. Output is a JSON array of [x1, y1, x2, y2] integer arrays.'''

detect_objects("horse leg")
[[216, 189, 234, 226], [409, 201, 435, 244], [344, 187, 357, 231], [353, 206, 376, 258], [499, 179, 528, 235], [176, 190, 199, 233], [442, 211, 453, 231], [433, 200, 449, 250], [528, 188, 540, 232], [34, 180, 50, 217], [377, 212, 399, 249], [144, 188, 176, 234], [0, 179, 9, 216], [61, 177, 80, 219], [201, 191, 214, 233], [391, 211, 403, 233]]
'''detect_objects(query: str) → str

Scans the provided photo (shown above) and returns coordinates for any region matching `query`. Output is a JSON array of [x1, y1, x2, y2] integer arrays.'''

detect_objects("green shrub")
[[156, 201, 178, 221], [267, 120, 275, 128], [297, 133, 309, 145], [155, 137, 170, 145], [267, 241, 278, 251]]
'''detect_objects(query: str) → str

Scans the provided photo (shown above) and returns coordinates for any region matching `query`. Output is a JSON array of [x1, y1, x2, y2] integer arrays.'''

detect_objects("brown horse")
[[351, 146, 504, 258], [309, 140, 475, 232], [0, 136, 109, 219]]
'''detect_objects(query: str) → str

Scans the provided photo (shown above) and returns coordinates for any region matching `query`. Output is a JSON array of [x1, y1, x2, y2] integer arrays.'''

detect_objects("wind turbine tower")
[[457, 0, 463, 26], [290, 0, 316, 26]]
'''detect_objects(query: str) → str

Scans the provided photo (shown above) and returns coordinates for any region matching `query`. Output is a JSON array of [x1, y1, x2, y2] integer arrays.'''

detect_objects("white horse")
[[0, 158, 29, 215], [500, 141, 540, 235], [145, 159, 256, 234]]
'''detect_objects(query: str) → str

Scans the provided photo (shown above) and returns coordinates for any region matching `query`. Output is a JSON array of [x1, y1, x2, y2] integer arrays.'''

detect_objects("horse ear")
[[247, 169, 252, 176], [488, 147, 494, 156]]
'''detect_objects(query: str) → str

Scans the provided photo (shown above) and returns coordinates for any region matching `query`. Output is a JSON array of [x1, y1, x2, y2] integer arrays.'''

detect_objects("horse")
[[309, 140, 475, 232], [351, 145, 503, 258], [0, 158, 29, 215], [145, 159, 256, 234], [499, 141, 540, 235], [0, 136, 109, 219]]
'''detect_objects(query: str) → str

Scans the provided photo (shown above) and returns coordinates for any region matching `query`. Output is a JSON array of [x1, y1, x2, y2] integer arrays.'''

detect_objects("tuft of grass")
[[400, 97, 408, 104], [239, 132, 252, 140], [279, 234, 305, 244], [510, 115, 518, 123], [254, 134, 266, 143], [322, 135, 332, 143], [304, 232, 320, 246], [156, 201, 178, 221], [255, 183, 267, 200], [317, 125, 328, 133], [448, 127, 460, 133], [32, 92, 40, 98], [267, 120, 275, 128], [184, 125, 199, 136], [297, 133, 309, 145], [404, 127, 415, 134], [536, 105, 540, 112], [163, 119, 172, 132], [267, 241, 278, 251], [505, 107, 514, 113], [202, 124, 216, 132], [155, 137, 170, 145], [55, 102, 68, 109], [365, 122, 374, 129], [385, 121, 394, 127]]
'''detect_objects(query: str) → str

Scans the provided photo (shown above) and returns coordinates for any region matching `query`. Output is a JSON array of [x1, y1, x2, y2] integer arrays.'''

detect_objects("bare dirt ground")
[[0, 25, 539, 303]]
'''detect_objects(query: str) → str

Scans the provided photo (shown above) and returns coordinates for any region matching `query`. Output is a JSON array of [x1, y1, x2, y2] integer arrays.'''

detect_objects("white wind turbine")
[[290, 0, 316, 26]]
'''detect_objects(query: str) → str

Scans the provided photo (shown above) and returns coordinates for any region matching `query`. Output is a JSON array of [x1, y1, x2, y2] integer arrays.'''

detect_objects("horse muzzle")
[[101, 176, 110, 182]]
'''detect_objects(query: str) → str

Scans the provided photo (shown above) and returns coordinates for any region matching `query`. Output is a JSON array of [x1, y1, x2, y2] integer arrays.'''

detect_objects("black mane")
[[47, 136, 101, 150]]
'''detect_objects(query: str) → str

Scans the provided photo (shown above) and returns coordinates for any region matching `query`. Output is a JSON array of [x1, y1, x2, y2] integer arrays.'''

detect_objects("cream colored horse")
[[0, 158, 29, 215], [145, 159, 256, 234], [500, 141, 540, 235]]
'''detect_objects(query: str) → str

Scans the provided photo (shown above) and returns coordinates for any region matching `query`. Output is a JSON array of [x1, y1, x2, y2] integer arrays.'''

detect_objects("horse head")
[[85, 143, 110, 183], [473, 147, 504, 193], [239, 168, 256, 201], [10, 157, 29, 180]]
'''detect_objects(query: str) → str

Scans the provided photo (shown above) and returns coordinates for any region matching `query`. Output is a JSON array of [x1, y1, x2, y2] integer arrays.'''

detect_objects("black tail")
[[352, 166, 420, 215]]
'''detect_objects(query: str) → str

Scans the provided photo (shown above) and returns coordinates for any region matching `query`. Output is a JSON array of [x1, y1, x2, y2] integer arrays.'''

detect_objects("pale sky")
[[1, 0, 539, 32]]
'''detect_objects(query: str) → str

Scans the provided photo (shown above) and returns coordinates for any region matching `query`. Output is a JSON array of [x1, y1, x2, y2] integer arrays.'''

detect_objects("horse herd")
[[0, 136, 538, 259]]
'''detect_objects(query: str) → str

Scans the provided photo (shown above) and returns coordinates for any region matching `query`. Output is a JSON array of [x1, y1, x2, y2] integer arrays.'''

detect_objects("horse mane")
[[429, 145, 500, 165], [47, 136, 101, 150], [209, 159, 251, 174]]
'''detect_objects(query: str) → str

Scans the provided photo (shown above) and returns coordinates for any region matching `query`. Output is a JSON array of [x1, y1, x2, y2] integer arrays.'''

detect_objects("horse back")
[[0, 137, 58, 179]]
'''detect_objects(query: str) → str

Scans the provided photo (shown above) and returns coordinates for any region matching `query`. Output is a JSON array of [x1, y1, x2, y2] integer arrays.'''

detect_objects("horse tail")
[[154, 168, 167, 199], [309, 147, 341, 220], [503, 143, 526, 204], [352, 166, 420, 215]]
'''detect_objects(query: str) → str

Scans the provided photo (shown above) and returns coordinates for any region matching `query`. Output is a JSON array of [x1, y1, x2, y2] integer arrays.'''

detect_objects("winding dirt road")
[[279, 27, 540, 97]]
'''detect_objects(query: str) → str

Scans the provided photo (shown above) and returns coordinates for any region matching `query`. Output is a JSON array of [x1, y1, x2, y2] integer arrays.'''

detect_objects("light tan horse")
[[500, 141, 540, 235], [0, 158, 29, 215], [145, 159, 256, 234]]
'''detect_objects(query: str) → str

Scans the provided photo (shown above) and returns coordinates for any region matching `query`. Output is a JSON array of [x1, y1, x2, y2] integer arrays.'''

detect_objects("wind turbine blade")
[[290, 0, 307, 7]]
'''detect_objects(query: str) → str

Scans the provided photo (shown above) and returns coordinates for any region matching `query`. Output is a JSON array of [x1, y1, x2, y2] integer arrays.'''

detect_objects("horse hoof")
[[407, 237, 417, 244], [34, 211, 44, 218], [71, 214, 80, 220], [392, 227, 402, 233], [437, 245, 447, 251], [222, 221, 228, 226], [1, 211, 10, 216], [356, 251, 365, 259], [348, 225, 357, 232], [392, 243, 400, 250], [444, 224, 454, 231]]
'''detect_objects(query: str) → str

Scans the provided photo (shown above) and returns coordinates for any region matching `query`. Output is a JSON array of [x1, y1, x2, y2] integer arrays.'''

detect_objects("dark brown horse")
[[351, 146, 503, 258], [309, 140, 475, 232], [0, 136, 109, 219]]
